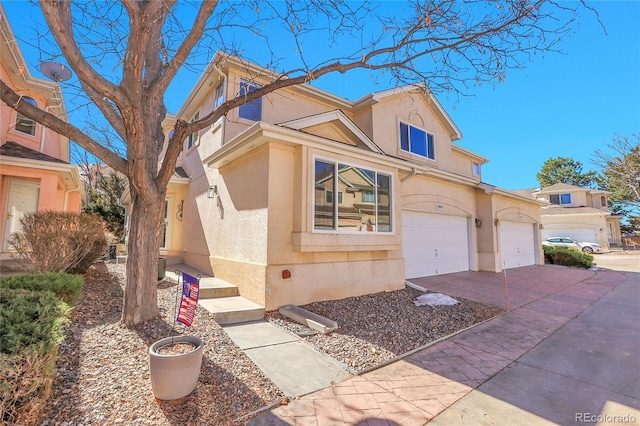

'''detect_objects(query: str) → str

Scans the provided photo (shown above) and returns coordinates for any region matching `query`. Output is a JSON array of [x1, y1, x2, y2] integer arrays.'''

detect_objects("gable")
[[278, 110, 382, 153]]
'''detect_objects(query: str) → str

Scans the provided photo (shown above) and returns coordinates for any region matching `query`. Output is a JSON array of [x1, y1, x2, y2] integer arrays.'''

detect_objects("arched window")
[[15, 97, 38, 136], [601, 196, 607, 207]]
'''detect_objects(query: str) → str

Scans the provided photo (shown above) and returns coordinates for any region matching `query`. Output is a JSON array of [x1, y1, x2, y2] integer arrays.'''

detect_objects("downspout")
[[401, 167, 418, 182], [212, 64, 227, 143]]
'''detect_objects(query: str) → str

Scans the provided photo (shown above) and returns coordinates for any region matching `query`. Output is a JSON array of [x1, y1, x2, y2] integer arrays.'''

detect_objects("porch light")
[[475, 218, 482, 227], [207, 185, 217, 198]]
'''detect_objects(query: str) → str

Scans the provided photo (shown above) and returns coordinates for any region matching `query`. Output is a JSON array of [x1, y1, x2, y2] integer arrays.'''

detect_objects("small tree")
[[82, 168, 127, 241], [537, 156, 597, 188], [0, 1, 592, 326]]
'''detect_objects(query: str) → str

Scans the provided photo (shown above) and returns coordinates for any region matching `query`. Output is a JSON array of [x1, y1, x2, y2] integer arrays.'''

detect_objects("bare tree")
[[593, 133, 640, 219], [1, 0, 590, 326]]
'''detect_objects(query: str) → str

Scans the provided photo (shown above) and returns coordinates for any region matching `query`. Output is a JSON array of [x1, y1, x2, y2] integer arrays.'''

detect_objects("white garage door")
[[500, 221, 536, 269], [542, 227, 597, 244], [403, 211, 470, 279]]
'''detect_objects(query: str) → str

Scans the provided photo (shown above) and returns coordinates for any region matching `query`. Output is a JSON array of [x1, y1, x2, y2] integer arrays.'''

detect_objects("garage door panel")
[[403, 211, 470, 279], [500, 221, 536, 269], [542, 227, 597, 243]]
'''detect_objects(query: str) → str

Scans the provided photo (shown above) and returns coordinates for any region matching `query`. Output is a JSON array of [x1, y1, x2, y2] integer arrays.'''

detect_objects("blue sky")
[[3, 1, 639, 191]]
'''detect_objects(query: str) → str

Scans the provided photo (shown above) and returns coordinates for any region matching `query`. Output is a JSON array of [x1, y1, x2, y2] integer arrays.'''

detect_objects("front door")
[[3, 180, 40, 251]]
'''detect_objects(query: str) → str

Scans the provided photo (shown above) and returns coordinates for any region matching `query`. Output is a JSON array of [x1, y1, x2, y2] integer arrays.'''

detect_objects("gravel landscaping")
[[37, 262, 504, 425], [266, 287, 504, 373]]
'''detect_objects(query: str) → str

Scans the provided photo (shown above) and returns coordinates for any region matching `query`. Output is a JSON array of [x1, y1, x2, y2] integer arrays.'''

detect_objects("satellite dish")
[[40, 62, 72, 82]]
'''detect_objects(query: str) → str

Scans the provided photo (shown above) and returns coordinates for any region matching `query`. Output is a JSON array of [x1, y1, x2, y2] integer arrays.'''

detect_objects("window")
[[472, 162, 480, 176], [399, 122, 434, 159], [214, 80, 225, 109], [238, 79, 262, 121], [362, 191, 375, 203], [326, 191, 343, 204], [549, 193, 571, 205], [314, 160, 392, 233], [601, 196, 607, 207], [15, 97, 38, 136], [187, 111, 199, 149], [160, 199, 170, 249]]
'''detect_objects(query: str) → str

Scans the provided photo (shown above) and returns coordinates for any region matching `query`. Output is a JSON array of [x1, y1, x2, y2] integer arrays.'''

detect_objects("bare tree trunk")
[[122, 189, 164, 326]]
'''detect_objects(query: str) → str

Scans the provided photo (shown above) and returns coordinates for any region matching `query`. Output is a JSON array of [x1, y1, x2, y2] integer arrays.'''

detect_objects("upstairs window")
[[472, 162, 480, 176], [400, 122, 434, 159], [600, 196, 607, 207], [549, 193, 571, 205], [187, 111, 199, 150], [15, 97, 38, 136], [214, 80, 225, 109], [238, 79, 262, 121]]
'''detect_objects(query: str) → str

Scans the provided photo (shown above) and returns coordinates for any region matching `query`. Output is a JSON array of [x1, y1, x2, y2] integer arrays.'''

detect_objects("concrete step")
[[199, 296, 265, 325], [199, 278, 239, 299]]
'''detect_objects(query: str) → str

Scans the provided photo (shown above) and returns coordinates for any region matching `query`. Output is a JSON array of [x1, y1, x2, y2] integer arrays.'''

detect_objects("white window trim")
[[398, 120, 436, 160], [237, 79, 263, 122], [160, 198, 171, 251], [186, 111, 200, 152], [311, 155, 394, 235], [14, 97, 38, 137]]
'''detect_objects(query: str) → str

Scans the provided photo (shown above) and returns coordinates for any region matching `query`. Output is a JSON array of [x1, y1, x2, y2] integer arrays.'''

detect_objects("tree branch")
[[1, 79, 128, 175]]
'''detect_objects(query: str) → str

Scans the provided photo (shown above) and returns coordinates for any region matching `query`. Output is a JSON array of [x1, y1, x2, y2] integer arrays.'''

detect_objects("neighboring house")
[[123, 52, 545, 310], [532, 183, 623, 251], [0, 4, 83, 253]]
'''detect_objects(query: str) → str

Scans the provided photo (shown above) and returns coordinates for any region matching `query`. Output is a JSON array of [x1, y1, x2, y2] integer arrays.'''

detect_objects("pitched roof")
[[0, 141, 68, 164], [541, 206, 609, 216], [536, 183, 586, 193]]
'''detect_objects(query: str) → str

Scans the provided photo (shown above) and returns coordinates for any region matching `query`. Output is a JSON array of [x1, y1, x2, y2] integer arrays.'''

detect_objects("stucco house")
[[123, 52, 545, 311], [533, 183, 623, 251], [0, 5, 83, 255]]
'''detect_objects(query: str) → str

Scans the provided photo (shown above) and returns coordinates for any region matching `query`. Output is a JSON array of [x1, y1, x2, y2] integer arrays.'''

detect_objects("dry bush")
[[9, 211, 109, 274], [0, 352, 55, 425]]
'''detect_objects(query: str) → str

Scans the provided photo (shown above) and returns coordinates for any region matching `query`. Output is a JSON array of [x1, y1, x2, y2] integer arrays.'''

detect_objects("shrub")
[[0, 287, 71, 424], [9, 211, 109, 274], [0, 273, 83, 305], [543, 245, 593, 269]]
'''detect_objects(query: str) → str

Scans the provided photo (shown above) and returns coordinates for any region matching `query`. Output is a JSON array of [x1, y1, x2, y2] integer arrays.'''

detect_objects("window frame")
[[472, 162, 480, 176], [549, 193, 572, 205], [312, 156, 393, 234], [187, 111, 200, 150], [238, 79, 262, 121], [399, 121, 435, 160], [14, 96, 38, 136]]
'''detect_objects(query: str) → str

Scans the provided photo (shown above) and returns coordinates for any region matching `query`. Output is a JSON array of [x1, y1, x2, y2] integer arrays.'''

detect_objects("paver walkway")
[[250, 264, 639, 425]]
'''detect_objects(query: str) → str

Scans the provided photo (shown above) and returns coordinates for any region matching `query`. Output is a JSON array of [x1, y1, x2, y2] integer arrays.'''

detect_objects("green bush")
[[543, 245, 594, 269], [0, 273, 83, 305], [0, 288, 70, 355], [9, 211, 109, 274], [0, 284, 74, 424]]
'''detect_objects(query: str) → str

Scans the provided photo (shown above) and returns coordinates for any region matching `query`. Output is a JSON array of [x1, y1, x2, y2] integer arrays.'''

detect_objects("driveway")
[[250, 260, 639, 425]]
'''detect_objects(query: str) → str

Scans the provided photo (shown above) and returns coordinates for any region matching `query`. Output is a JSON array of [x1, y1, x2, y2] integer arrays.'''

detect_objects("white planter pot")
[[149, 335, 204, 400]]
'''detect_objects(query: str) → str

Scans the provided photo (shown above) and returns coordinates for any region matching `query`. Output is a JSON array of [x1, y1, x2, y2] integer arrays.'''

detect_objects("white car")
[[542, 237, 602, 254]]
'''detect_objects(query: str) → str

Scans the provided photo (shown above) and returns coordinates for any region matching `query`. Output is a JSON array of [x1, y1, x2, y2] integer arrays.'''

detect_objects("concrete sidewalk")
[[223, 320, 351, 398], [250, 263, 639, 425]]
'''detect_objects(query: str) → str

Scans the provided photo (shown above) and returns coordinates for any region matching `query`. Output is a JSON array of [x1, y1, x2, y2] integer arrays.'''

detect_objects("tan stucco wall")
[[188, 138, 405, 309]]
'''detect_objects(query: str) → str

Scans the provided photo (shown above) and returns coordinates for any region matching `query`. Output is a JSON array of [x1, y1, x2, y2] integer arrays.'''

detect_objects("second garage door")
[[403, 211, 470, 279], [500, 221, 537, 269]]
